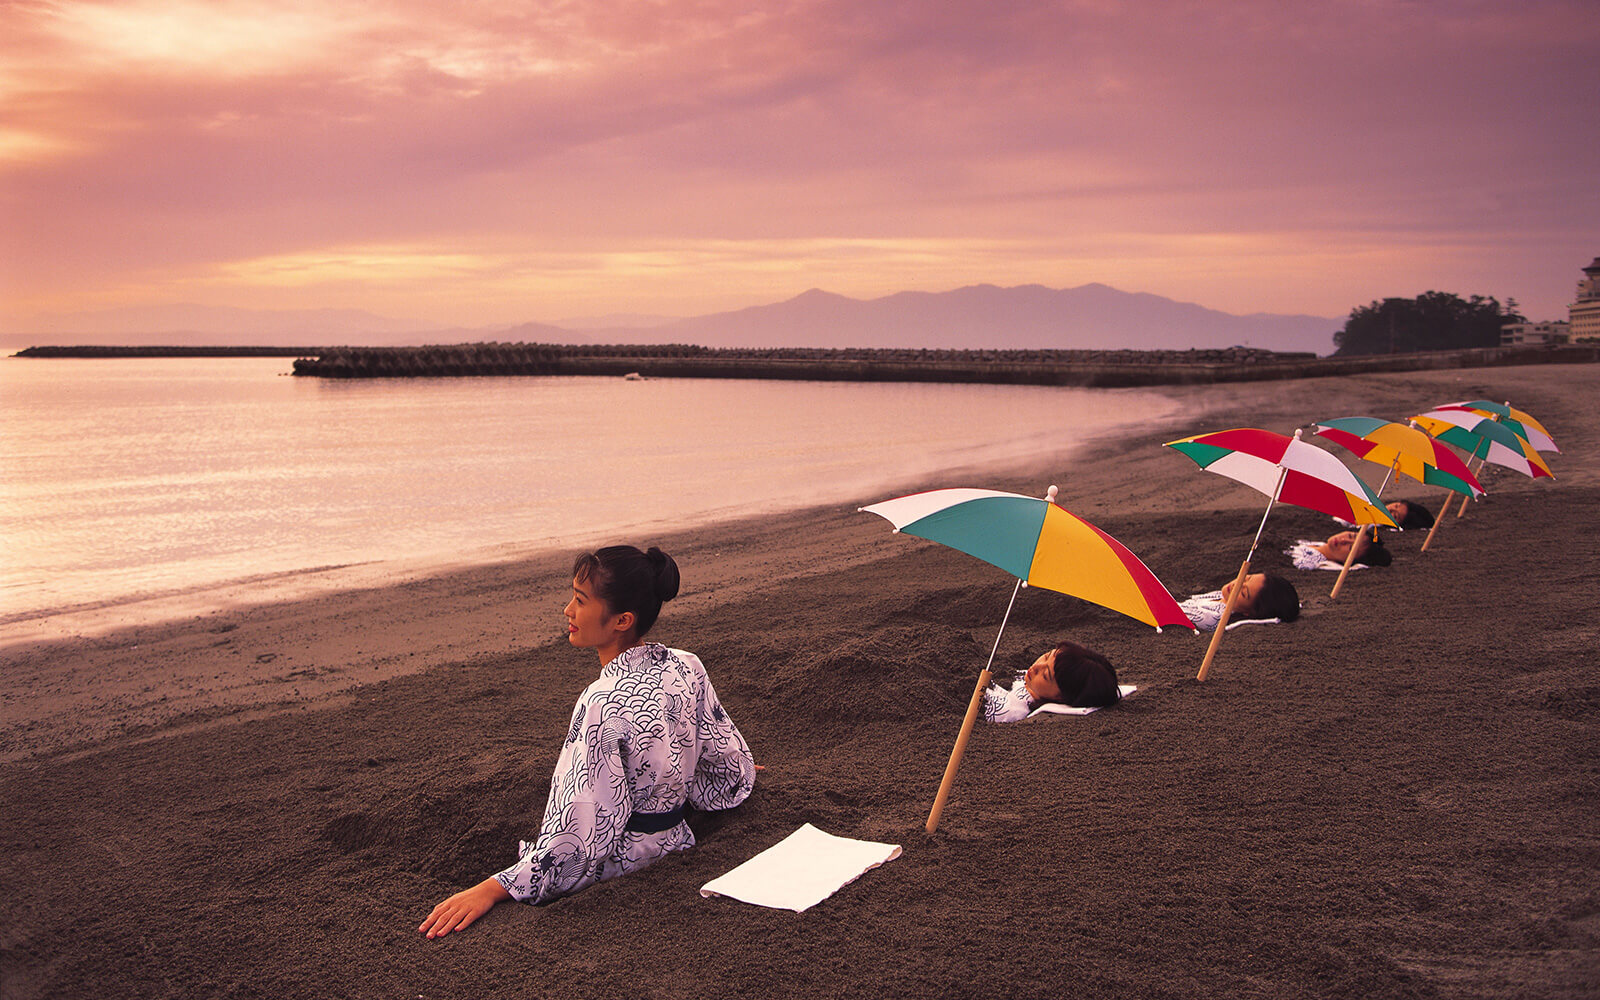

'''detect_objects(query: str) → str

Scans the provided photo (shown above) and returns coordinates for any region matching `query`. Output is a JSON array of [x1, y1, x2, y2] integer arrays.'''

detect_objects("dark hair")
[[1252, 574, 1300, 622], [1394, 501, 1434, 531], [1051, 641, 1121, 708], [572, 545, 680, 638], [1355, 534, 1392, 567]]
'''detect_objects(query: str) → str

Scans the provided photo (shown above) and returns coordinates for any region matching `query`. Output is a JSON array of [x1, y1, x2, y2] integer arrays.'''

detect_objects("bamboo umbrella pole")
[[1420, 491, 1454, 551], [1330, 458, 1397, 599], [926, 577, 1022, 834], [1329, 524, 1370, 599], [1410, 417, 1452, 554], [1197, 465, 1287, 681], [1453, 452, 1487, 519], [1455, 421, 1499, 518], [1425, 436, 1487, 548]]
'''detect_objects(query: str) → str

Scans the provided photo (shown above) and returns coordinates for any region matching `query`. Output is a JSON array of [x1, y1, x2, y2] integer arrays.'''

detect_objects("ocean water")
[[0, 357, 1179, 636]]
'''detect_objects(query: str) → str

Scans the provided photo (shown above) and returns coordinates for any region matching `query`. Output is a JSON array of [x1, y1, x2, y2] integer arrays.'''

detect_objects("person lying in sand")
[[1286, 530, 1392, 571], [1335, 499, 1434, 533], [1179, 572, 1301, 632], [1385, 500, 1434, 531], [982, 640, 1121, 723], [419, 545, 755, 939]]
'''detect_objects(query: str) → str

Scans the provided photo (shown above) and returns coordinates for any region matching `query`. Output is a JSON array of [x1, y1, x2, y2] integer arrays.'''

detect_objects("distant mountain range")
[[5, 284, 1342, 355]]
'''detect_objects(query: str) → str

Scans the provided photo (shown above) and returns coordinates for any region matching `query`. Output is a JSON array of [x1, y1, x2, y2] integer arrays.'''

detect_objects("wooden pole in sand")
[[1455, 438, 1492, 518], [926, 578, 1023, 834], [1330, 458, 1397, 600], [1197, 558, 1250, 681], [1196, 465, 1287, 682], [1327, 525, 1369, 600], [1420, 490, 1456, 552]]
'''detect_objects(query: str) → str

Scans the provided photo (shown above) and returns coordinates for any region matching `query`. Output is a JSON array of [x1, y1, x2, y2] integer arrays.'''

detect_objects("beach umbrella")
[[1410, 406, 1553, 545], [1164, 427, 1396, 680], [859, 485, 1194, 833], [1447, 399, 1559, 453], [1311, 416, 1485, 597], [1410, 407, 1553, 481]]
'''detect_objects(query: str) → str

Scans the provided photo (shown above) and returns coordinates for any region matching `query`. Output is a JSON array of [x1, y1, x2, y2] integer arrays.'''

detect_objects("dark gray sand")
[[3, 365, 1597, 999]]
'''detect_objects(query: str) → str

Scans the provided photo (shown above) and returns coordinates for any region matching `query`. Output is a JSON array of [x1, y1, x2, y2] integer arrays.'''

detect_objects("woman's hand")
[[418, 877, 513, 938]]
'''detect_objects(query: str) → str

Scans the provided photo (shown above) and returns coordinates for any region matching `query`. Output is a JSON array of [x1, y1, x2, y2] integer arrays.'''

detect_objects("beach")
[[2, 363, 1597, 999]]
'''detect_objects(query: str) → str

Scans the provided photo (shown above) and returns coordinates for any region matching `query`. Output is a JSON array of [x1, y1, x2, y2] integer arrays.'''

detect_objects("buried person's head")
[[1025, 641, 1121, 708], [1222, 572, 1301, 621], [1386, 499, 1434, 531]]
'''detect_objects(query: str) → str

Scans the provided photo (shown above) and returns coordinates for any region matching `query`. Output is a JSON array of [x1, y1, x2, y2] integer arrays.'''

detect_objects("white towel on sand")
[[1027, 684, 1138, 718], [700, 823, 901, 912]]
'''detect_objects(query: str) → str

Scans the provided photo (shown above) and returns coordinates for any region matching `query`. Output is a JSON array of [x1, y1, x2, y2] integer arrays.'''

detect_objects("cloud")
[[2, 0, 1597, 325]]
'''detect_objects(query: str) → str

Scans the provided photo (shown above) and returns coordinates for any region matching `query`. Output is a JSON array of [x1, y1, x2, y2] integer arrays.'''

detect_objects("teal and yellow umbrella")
[[1312, 416, 1484, 500], [1410, 407, 1553, 480], [1447, 399, 1559, 453], [859, 486, 1193, 631], [860, 485, 1192, 832], [1410, 404, 1554, 544]]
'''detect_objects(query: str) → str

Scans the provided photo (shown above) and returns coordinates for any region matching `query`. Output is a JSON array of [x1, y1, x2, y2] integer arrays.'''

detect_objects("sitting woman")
[[1179, 572, 1300, 632], [419, 545, 755, 938], [1286, 529, 1392, 571], [982, 640, 1121, 723]]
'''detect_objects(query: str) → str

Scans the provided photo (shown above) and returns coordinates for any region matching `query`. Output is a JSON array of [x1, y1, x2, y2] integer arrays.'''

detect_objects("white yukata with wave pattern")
[[494, 643, 754, 904], [981, 677, 1039, 723]]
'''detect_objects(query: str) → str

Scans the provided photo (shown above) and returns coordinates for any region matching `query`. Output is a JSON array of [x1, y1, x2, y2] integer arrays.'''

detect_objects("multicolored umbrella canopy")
[[1410, 407, 1554, 479], [1447, 399, 1560, 453], [860, 485, 1195, 832], [1164, 427, 1397, 526], [858, 487, 1194, 630], [1312, 416, 1484, 499]]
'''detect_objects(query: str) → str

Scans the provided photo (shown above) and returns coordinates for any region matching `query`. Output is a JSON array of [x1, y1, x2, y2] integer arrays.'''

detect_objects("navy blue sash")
[[625, 804, 686, 833]]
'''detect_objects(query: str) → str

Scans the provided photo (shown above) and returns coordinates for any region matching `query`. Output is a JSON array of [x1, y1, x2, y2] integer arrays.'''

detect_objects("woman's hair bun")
[[647, 547, 680, 603]]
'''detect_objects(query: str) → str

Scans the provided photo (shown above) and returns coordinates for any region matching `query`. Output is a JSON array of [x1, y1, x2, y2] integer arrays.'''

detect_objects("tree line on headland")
[[1333, 291, 1524, 355]]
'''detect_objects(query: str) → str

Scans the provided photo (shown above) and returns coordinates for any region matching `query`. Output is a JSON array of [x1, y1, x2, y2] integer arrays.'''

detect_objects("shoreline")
[[3, 362, 1596, 998], [4, 364, 1591, 764]]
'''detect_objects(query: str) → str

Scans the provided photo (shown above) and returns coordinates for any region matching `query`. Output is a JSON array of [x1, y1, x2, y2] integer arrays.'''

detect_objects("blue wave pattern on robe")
[[1179, 591, 1226, 632], [494, 643, 754, 904], [981, 677, 1038, 724]]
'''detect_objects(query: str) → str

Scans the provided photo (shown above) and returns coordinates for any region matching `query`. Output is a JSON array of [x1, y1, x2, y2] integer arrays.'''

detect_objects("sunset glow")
[[3, 0, 1596, 331]]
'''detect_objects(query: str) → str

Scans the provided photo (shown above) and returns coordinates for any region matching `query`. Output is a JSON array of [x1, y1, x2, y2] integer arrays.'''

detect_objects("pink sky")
[[3, 0, 1597, 330]]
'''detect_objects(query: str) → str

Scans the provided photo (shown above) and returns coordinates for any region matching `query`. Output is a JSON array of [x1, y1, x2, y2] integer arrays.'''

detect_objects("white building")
[[1570, 256, 1600, 343], [1502, 320, 1570, 346]]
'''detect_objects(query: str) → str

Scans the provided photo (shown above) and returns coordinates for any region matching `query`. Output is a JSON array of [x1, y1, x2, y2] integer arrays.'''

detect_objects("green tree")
[[1333, 291, 1525, 355]]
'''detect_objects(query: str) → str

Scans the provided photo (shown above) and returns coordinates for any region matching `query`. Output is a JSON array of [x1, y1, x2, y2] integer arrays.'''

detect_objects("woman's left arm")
[[491, 690, 635, 905]]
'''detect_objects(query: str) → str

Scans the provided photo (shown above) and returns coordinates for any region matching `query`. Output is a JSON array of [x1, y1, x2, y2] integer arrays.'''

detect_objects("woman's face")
[[1023, 648, 1065, 701], [563, 574, 624, 649], [1221, 572, 1265, 613], [1322, 530, 1369, 561], [1386, 500, 1410, 523]]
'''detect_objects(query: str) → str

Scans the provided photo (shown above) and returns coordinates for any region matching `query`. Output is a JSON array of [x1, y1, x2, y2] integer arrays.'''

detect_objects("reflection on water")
[[0, 358, 1178, 625]]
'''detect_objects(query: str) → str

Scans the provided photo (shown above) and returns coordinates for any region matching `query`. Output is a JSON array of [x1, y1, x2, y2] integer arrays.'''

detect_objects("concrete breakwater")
[[15, 345, 319, 358], [287, 342, 1600, 387]]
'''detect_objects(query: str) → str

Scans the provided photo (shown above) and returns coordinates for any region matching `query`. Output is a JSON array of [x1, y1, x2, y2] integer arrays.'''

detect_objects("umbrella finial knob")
[[1293, 427, 1304, 439], [1046, 485, 1058, 503]]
